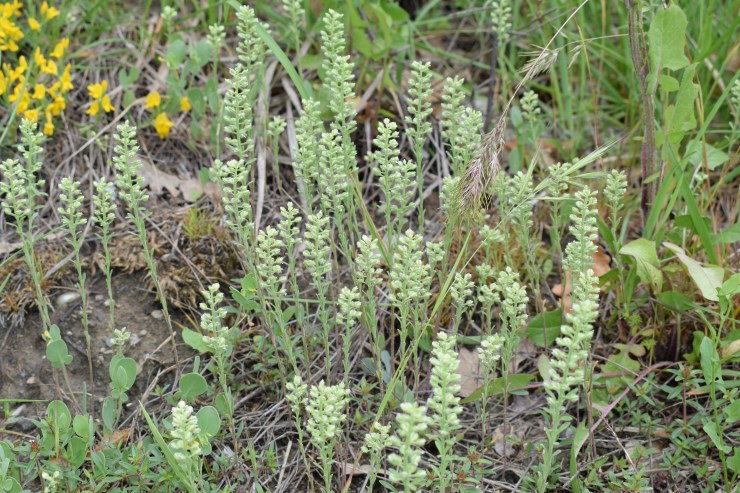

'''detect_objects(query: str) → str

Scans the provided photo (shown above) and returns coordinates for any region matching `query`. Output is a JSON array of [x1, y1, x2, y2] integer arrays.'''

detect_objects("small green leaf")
[[658, 74, 679, 92], [662, 64, 697, 145], [460, 374, 534, 404], [66, 436, 87, 469], [73, 414, 93, 441], [658, 290, 694, 312], [109, 356, 137, 390], [703, 420, 731, 454], [700, 336, 720, 384], [46, 400, 71, 430], [728, 447, 740, 474], [527, 309, 563, 348], [102, 396, 116, 432], [186, 87, 205, 116], [46, 339, 72, 368], [685, 139, 730, 171], [166, 39, 187, 67], [713, 222, 740, 245], [196, 405, 221, 437], [230, 286, 260, 312], [182, 328, 209, 352], [724, 399, 740, 423], [193, 39, 212, 67], [176, 372, 208, 401], [620, 238, 662, 292]]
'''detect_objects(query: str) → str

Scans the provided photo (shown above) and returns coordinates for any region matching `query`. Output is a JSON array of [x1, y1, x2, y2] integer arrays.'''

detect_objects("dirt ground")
[[0, 270, 184, 418]]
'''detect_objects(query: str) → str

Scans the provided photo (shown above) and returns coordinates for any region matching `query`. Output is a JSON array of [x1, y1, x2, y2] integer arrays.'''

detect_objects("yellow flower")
[[8, 80, 23, 102], [0, 72, 6, 96], [87, 80, 107, 99], [86, 100, 100, 116], [180, 96, 191, 112], [41, 2, 59, 20], [153, 112, 173, 139], [51, 38, 68, 58], [28, 17, 39, 30], [47, 95, 65, 116], [16, 91, 30, 113], [86, 80, 114, 116], [43, 118, 54, 136], [101, 94, 114, 113], [41, 59, 57, 76], [0, 1, 21, 19], [0, 15, 23, 51], [23, 108, 39, 122], [145, 91, 161, 109], [32, 83, 45, 99], [33, 47, 45, 67], [8, 55, 26, 81], [60, 64, 73, 93]]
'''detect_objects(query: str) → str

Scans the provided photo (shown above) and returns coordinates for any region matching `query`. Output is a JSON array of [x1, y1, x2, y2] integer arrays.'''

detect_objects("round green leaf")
[[177, 372, 208, 401], [47, 400, 71, 430], [196, 405, 221, 437]]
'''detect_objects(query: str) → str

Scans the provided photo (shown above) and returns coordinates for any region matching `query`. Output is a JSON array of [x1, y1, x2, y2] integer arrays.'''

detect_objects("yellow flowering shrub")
[[0, 0, 72, 136]]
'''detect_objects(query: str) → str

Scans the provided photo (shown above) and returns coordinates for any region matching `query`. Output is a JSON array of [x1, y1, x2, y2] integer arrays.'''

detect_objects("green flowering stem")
[[428, 333, 463, 492], [362, 422, 390, 492], [388, 402, 429, 492], [113, 121, 179, 365], [306, 381, 350, 492], [93, 178, 117, 332], [0, 121, 51, 333], [59, 177, 94, 411], [286, 375, 315, 491]]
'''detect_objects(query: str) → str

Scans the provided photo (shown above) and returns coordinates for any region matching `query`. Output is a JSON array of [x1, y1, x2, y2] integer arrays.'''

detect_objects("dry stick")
[[254, 61, 278, 232], [625, 0, 657, 227]]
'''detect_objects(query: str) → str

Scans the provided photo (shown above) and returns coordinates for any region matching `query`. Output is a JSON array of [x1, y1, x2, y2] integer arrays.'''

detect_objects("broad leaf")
[[664, 242, 723, 301], [648, 4, 689, 91], [620, 239, 662, 292]]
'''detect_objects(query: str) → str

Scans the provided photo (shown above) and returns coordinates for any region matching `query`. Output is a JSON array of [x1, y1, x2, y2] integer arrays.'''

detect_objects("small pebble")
[[95, 294, 105, 302], [150, 309, 163, 320], [26, 376, 38, 385], [19, 418, 35, 432], [139, 329, 148, 336], [56, 292, 80, 310]]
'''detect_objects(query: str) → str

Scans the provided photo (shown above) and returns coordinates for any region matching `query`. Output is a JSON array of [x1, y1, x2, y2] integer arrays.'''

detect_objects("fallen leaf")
[[97, 428, 131, 450], [456, 347, 482, 398], [552, 244, 611, 314], [721, 339, 740, 359], [340, 462, 387, 476], [140, 160, 218, 202]]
